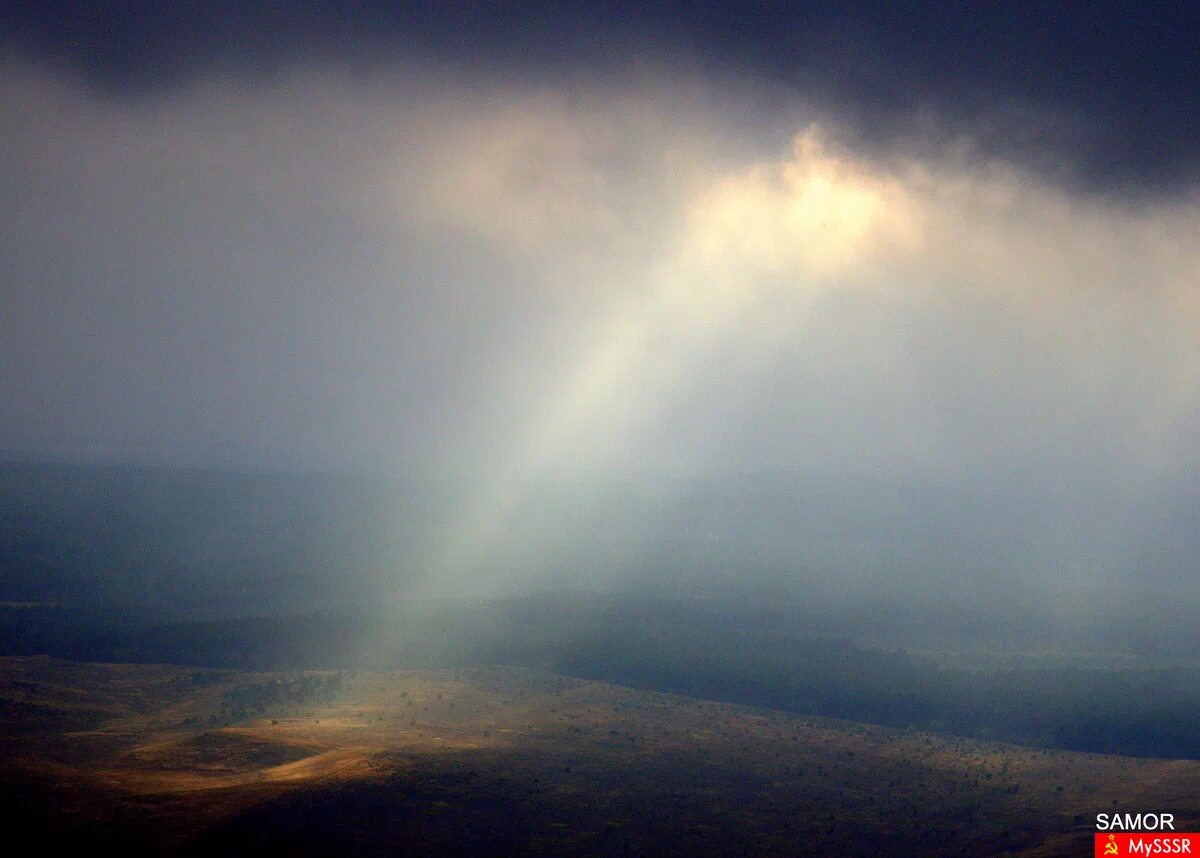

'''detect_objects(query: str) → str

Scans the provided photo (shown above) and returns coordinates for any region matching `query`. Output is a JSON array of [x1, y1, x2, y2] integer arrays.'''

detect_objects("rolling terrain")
[[2, 656, 1198, 855]]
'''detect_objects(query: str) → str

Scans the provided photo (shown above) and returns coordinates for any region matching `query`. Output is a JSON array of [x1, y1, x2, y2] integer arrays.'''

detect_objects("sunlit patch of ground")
[[1, 656, 1199, 855]]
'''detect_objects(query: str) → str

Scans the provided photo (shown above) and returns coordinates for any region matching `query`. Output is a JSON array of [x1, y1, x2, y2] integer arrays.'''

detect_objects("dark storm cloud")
[[4, 2, 1200, 194]]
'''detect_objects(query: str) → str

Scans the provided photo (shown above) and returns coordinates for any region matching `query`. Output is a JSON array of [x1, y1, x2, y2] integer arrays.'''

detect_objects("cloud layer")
[[3, 58, 1200, 495]]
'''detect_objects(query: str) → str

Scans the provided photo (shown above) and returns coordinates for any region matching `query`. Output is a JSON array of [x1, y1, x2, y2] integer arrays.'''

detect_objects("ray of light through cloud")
[[3, 56, 1200, 614], [393, 112, 1200, 600]]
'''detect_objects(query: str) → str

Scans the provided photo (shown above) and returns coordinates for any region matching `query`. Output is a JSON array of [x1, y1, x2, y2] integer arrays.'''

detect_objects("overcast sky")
[[3, 3, 1200, 494]]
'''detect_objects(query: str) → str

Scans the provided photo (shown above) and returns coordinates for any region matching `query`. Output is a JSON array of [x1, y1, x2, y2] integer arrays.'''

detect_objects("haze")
[[3, 4, 1200, 653]]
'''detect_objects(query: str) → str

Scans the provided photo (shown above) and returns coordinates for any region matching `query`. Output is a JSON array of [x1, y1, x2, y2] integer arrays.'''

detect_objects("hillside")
[[2, 656, 1197, 855]]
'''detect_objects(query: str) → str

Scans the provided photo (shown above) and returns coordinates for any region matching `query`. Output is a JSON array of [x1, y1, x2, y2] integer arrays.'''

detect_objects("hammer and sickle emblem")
[[1104, 834, 1120, 855]]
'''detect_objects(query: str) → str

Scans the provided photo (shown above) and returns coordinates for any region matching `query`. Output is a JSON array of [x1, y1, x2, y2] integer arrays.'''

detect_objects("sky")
[[3, 3, 1200, 492]]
